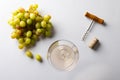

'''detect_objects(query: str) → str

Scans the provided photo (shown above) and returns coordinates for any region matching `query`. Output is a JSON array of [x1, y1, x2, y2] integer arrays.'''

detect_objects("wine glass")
[[47, 40, 79, 71]]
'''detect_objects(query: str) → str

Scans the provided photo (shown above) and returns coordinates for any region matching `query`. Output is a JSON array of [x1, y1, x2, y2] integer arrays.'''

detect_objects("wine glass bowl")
[[47, 40, 79, 71]]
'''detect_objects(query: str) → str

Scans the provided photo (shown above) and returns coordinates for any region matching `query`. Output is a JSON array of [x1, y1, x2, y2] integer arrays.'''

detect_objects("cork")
[[88, 37, 99, 49]]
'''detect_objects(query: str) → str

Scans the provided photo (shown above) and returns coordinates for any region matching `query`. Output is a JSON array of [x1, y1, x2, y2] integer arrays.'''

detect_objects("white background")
[[0, 0, 120, 80]]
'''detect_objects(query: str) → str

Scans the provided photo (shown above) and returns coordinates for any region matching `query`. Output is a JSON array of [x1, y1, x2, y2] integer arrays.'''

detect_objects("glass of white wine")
[[47, 40, 79, 71]]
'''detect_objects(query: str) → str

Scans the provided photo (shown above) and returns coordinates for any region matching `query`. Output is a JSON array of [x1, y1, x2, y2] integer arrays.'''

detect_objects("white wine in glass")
[[47, 40, 79, 71]]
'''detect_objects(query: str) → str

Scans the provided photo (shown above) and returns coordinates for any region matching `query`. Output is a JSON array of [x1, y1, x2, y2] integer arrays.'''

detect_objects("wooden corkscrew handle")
[[85, 12, 104, 24]]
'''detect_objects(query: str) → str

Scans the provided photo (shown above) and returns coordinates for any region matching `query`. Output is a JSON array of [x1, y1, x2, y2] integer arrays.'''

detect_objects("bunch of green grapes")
[[8, 4, 53, 49]]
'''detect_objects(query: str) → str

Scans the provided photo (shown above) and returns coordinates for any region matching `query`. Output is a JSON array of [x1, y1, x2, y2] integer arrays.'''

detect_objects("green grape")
[[43, 15, 51, 22], [25, 38, 31, 44], [35, 22, 41, 29], [33, 4, 38, 9], [40, 28, 45, 34], [11, 32, 17, 39], [12, 10, 18, 16], [13, 16, 18, 19], [29, 5, 36, 12], [46, 23, 52, 30], [15, 34, 21, 39], [18, 44, 24, 49], [18, 7, 25, 13], [26, 31, 32, 37], [16, 29, 22, 35], [9, 21, 16, 27], [37, 29, 42, 33], [33, 10, 39, 15], [41, 21, 47, 28], [36, 16, 43, 22], [30, 13, 36, 20], [14, 18, 20, 24], [17, 13, 24, 19], [25, 50, 33, 58], [20, 21, 26, 27], [36, 29, 42, 35], [8, 18, 15, 26], [18, 38, 24, 44], [35, 54, 42, 62], [24, 13, 29, 19], [27, 19, 32, 25], [32, 34, 38, 41], [45, 31, 51, 37], [12, 31, 20, 39], [22, 18, 27, 22], [29, 4, 38, 12], [30, 39, 36, 45]]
